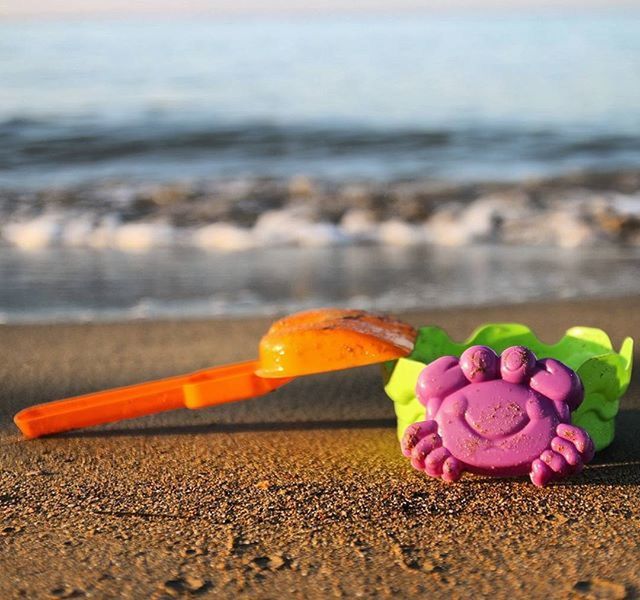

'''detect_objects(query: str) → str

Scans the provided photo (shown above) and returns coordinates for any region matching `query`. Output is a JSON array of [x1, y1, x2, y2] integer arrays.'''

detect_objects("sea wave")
[[0, 119, 460, 166], [2, 171, 640, 251], [2, 119, 639, 167], [3, 118, 640, 186]]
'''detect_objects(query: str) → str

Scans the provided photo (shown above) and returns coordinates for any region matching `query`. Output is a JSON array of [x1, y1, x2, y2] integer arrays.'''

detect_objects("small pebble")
[[573, 578, 627, 599]]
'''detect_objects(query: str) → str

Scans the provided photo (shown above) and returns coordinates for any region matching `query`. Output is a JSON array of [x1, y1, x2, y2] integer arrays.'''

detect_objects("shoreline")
[[1, 291, 640, 329], [1, 296, 638, 597]]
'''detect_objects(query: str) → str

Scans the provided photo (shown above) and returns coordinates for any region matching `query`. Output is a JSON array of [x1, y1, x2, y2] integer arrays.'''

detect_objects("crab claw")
[[556, 423, 595, 463], [529, 424, 595, 487], [530, 357, 584, 415], [401, 420, 438, 458], [401, 420, 463, 482], [416, 356, 467, 414]]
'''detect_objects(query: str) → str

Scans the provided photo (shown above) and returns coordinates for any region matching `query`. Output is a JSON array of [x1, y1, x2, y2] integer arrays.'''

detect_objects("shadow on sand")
[[57, 417, 397, 439]]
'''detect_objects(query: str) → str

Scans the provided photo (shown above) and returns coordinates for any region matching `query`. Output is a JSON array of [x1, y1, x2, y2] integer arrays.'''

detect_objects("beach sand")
[[1, 297, 638, 599]]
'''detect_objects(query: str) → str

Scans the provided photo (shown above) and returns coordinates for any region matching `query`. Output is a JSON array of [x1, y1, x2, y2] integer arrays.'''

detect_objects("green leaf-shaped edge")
[[384, 323, 634, 452]]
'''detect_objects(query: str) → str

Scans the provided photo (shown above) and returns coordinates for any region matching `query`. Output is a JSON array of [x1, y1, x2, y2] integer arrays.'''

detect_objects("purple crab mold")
[[401, 345, 595, 487]]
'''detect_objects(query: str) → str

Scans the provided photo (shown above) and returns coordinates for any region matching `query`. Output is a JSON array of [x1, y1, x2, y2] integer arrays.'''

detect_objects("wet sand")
[[1, 297, 639, 599]]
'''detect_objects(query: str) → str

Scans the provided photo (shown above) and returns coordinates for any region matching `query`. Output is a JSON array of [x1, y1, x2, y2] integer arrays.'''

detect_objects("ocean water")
[[1, 13, 640, 321], [2, 14, 640, 185]]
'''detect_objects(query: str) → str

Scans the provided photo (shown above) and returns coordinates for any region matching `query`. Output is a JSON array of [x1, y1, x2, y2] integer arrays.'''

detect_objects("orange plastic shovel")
[[14, 308, 417, 439]]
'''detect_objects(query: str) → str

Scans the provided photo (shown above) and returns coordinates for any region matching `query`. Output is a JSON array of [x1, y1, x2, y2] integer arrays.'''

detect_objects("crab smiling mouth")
[[465, 407, 530, 440], [462, 385, 531, 441]]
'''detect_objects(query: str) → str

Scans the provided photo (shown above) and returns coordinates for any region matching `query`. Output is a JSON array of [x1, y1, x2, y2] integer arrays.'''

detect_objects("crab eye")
[[500, 346, 537, 383], [460, 345, 499, 382]]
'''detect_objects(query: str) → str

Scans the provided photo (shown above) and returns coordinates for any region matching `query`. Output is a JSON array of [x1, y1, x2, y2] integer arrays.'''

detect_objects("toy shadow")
[[57, 417, 397, 438]]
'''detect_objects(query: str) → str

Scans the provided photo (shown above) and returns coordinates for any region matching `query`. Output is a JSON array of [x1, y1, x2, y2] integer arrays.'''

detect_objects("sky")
[[2, 0, 640, 18]]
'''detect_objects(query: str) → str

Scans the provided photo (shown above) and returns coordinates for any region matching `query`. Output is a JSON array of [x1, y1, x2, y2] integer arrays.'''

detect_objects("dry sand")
[[1, 298, 639, 599]]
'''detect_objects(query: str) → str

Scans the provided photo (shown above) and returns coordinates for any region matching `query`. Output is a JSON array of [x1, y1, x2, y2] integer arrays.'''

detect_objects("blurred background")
[[1, 0, 640, 323]]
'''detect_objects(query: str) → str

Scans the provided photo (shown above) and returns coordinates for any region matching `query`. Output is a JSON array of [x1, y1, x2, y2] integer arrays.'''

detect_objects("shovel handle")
[[14, 360, 292, 439]]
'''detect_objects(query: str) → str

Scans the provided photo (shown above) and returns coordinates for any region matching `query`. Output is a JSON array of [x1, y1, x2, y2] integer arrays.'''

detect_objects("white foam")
[[425, 193, 535, 246], [3, 190, 640, 252], [61, 216, 175, 251], [377, 219, 426, 246], [294, 221, 346, 247], [60, 216, 95, 247], [611, 193, 640, 216], [192, 223, 256, 251], [250, 209, 345, 247], [253, 209, 307, 247], [424, 205, 468, 246], [340, 209, 379, 242], [2, 214, 63, 250], [549, 211, 595, 248], [112, 222, 174, 251]]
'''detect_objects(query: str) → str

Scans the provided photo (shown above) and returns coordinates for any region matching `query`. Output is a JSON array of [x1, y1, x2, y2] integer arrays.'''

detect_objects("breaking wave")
[[2, 171, 640, 251]]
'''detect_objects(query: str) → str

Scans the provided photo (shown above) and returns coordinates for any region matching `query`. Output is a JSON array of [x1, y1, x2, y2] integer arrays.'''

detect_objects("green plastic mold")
[[384, 323, 634, 452]]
